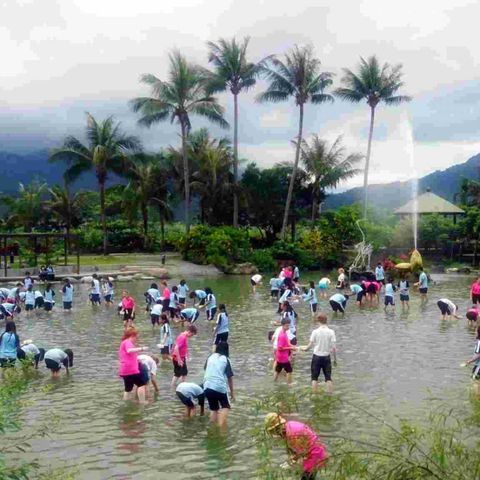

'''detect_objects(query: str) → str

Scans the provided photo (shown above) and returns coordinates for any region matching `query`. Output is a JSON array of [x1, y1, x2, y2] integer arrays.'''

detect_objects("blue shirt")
[[25, 290, 35, 306], [282, 311, 297, 335], [279, 289, 292, 303], [303, 288, 317, 305], [398, 280, 409, 295], [169, 292, 179, 309], [181, 308, 198, 320], [330, 293, 346, 304], [375, 266, 385, 281], [204, 353, 233, 394], [270, 278, 282, 291], [0, 332, 19, 359], [44, 289, 55, 303], [216, 312, 229, 335], [350, 284, 363, 294], [195, 290, 207, 300], [385, 283, 395, 297], [62, 285, 74, 302], [176, 382, 204, 400], [160, 323, 173, 346], [474, 340, 480, 366], [205, 293, 216, 310], [419, 272, 428, 288], [177, 284, 189, 298], [147, 288, 161, 302]]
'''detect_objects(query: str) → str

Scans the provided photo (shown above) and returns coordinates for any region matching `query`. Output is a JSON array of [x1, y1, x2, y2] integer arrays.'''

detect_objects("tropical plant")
[[300, 135, 362, 222], [207, 37, 261, 227], [1, 180, 48, 231], [335, 55, 411, 218], [49, 113, 141, 254], [130, 50, 229, 233], [257, 45, 334, 239]]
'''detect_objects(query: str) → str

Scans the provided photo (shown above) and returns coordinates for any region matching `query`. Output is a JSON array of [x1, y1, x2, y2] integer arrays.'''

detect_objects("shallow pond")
[[5, 272, 479, 479]]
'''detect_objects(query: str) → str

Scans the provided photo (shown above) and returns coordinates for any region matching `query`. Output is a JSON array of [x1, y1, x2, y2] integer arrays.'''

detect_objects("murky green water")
[[5, 272, 479, 479]]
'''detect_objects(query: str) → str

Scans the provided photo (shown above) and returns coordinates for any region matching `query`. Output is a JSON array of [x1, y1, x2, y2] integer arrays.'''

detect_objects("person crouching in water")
[[17, 340, 45, 368], [467, 305, 480, 326], [176, 382, 205, 418], [264, 413, 328, 479], [44, 348, 74, 378]]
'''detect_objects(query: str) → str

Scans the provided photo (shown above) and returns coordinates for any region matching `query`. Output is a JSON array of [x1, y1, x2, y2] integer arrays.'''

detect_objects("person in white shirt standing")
[[301, 313, 337, 393], [90, 274, 101, 305]]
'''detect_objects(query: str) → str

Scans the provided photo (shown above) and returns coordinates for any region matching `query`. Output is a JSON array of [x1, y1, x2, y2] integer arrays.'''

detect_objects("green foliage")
[[250, 249, 277, 272]]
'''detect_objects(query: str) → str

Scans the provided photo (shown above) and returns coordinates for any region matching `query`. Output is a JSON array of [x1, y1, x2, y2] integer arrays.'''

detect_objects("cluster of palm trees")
[[47, 38, 411, 253]]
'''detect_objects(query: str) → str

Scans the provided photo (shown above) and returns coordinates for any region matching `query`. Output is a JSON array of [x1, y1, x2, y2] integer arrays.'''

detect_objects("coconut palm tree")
[[207, 37, 260, 227], [257, 45, 334, 239], [300, 135, 362, 222], [50, 113, 141, 254], [130, 50, 229, 233], [335, 56, 411, 218]]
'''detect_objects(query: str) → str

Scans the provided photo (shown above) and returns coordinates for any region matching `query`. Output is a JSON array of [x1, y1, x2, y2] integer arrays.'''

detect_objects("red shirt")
[[173, 332, 189, 361], [276, 329, 290, 363], [122, 297, 135, 309]]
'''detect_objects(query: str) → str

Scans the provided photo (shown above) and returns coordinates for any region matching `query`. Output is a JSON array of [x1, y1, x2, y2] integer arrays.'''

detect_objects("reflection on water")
[[4, 272, 478, 478]]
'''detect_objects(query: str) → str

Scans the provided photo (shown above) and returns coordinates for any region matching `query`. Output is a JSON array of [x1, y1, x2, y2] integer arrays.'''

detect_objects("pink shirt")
[[162, 287, 171, 300], [283, 268, 293, 279], [173, 332, 188, 361], [122, 297, 135, 309], [118, 339, 139, 376], [276, 329, 290, 363], [471, 282, 480, 296], [285, 421, 327, 473]]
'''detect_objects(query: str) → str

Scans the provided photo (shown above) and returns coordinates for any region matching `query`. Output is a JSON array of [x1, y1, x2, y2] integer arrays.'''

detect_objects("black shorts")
[[293, 277, 299, 283], [63, 301, 72, 310], [207, 307, 217, 321], [310, 303, 318, 313], [400, 294, 410, 302], [176, 391, 195, 408], [472, 294, 480, 304], [311, 354, 332, 382], [123, 309, 135, 321], [384, 296, 394, 306], [270, 290, 279, 297], [376, 279, 385, 285], [204, 388, 230, 411], [367, 284, 377, 294], [44, 302, 53, 311], [160, 345, 171, 355], [139, 363, 150, 384], [330, 300, 345, 313], [173, 359, 188, 377], [35, 298, 44, 308], [162, 298, 170, 310], [419, 287, 428, 294], [91, 293, 101, 304], [356, 291, 365, 303], [151, 314, 160, 325], [250, 279, 257, 286], [437, 301, 451, 315], [178, 297, 186, 305], [25, 304, 34, 311], [275, 361, 293, 373], [122, 372, 147, 392], [45, 358, 67, 372], [0, 358, 16, 368], [105, 294, 112, 303], [467, 311, 479, 322], [214, 332, 229, 344], [472, 365, 480, 380]]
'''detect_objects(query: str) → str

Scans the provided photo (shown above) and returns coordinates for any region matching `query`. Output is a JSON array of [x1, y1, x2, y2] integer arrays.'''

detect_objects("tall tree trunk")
[[311, 194, 318, 225], [142, 202, 148, 249], [100, 181, 107, 255], [363, 105, 376, 219], [233, 93, 239, 228], [281, 103, 304, 239], [181, 121, 190, 234]]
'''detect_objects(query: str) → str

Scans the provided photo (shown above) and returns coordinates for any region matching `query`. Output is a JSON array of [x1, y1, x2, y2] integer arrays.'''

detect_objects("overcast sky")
[[2, 0, 480, 189]]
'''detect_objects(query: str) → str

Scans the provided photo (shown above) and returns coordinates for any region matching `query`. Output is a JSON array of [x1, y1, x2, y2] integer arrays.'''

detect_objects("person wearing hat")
[[264, 413, 327, 479], [274, 318, 297, 384]]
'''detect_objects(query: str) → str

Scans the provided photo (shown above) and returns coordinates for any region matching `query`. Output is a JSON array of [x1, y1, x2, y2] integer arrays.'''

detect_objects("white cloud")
[[259, 109, 292, 129]]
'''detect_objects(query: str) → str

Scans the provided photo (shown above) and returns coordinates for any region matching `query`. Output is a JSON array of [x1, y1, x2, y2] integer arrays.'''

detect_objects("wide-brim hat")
[[264, 413, 286, 432]]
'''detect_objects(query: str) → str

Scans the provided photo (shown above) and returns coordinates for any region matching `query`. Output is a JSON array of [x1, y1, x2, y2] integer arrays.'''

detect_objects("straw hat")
[[264, 413, 286, 433]]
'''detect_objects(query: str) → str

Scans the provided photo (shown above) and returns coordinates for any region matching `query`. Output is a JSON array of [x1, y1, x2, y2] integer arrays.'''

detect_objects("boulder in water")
[[80, 276, 93, 283], [395, 263, 412, 272]]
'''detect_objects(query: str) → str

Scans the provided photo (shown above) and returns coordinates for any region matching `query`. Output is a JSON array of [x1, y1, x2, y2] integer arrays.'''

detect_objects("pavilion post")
[[3, 237, 7, 278]]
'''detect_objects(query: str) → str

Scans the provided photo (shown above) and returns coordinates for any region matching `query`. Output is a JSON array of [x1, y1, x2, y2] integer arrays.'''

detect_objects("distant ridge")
[[324, 153, 480, 210]]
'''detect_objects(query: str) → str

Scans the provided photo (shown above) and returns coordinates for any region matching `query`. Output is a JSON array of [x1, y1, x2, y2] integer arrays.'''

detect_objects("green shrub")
[[250, 249, 276, 272]]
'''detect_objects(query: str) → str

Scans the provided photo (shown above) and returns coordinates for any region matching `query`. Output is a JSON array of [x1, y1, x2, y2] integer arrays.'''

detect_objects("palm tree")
[[50, 113, 141, 254], [335, 56, 411, 218], [207, 37, 260, 227], [257, 45, 334, 239], [45, 184, 85, 241], [300, 135, 362, 222], [1, 181, 47, 231], [130, 50, 229, 233]]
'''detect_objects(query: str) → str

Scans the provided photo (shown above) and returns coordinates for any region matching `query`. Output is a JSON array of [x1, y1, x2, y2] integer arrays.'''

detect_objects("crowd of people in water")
[[2, 263, 480, 478]]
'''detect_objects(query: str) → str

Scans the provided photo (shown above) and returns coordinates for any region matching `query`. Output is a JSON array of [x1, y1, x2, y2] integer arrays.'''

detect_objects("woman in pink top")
[[265, 413, 327, 479], [161, 281, 171, 311], [471, 277, 480, 304], [170, 324, 197, 388], [121, 290, 136, 327], [118, 328, 148, 403]]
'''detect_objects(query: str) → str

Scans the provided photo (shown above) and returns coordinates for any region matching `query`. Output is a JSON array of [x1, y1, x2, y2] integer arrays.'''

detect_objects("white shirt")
[[151, 304, 163, 315], [439, 298, 457, 315], [251, 274, 262, 284], [309, 325, 336, 357], [91, 279, 100, 295], [21, 343, 40, 356], [138, 355, 157, 376]]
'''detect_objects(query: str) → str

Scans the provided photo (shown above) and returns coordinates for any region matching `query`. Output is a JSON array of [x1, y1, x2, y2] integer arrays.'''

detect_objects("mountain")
[[324, 153, 480, 210], [0, 150, 117, 193]]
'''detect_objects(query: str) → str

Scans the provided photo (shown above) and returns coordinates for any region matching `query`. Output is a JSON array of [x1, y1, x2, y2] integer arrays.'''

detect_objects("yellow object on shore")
[[395, 263, 412, 271], [410, 249, 423, 270]]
